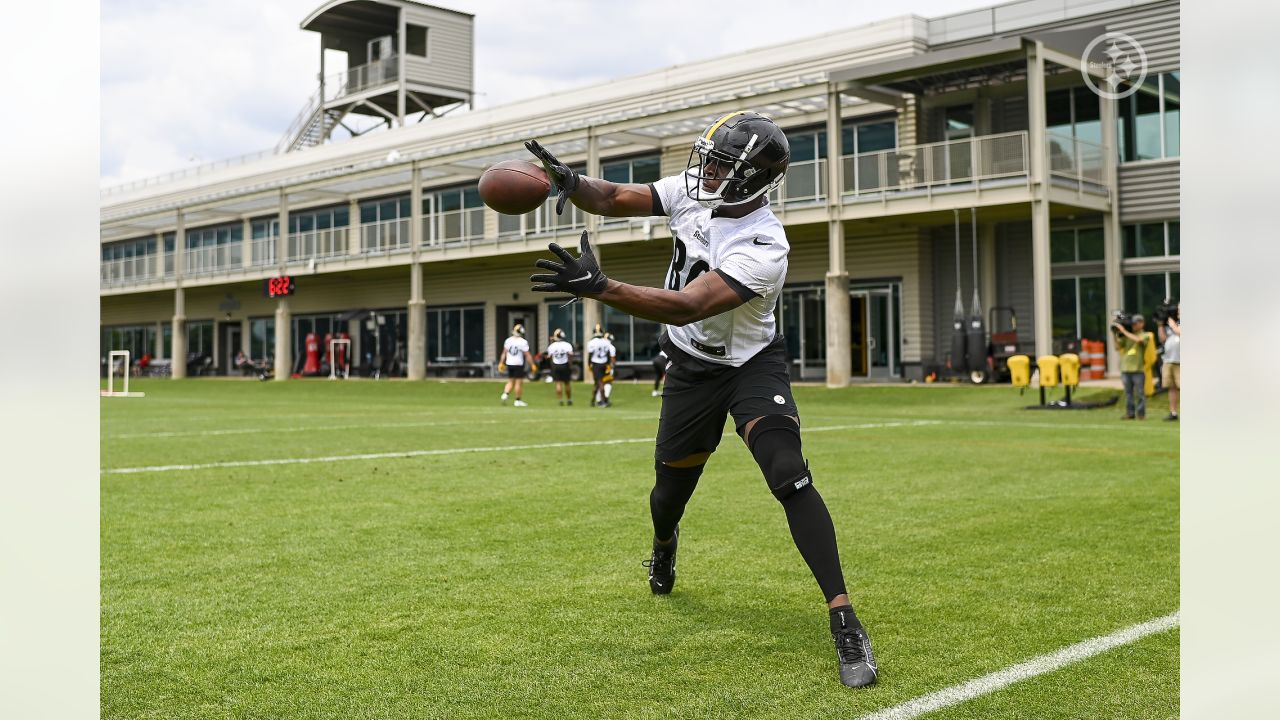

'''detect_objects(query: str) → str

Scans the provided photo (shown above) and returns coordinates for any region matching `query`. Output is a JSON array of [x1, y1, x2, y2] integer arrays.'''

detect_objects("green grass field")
[[100, 378, 1178, 719]]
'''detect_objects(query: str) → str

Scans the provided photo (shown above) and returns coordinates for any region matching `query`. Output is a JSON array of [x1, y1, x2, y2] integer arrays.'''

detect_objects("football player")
[[498, 323, 535, 407], [586, 325, 613, 408], [651, 348, 668, 397], [525, 111, 877, 688], [599, 332, 618, 408], [547, 328, 576, 406]]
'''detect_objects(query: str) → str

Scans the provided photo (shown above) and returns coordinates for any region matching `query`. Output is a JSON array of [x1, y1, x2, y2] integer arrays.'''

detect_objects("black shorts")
[[653, 356, 668, 377], [551, 364, 572, 382], [506, 364, 527, 379], [591, 362, 609, 381], [655, 332, 799, 463]]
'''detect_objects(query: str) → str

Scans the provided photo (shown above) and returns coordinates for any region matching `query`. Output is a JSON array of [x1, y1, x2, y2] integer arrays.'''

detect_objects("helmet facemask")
[[684, 133, 783, 209]]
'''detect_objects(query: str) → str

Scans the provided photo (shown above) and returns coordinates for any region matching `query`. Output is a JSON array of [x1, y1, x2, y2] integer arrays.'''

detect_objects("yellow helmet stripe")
[[703, 111, 746, 140]]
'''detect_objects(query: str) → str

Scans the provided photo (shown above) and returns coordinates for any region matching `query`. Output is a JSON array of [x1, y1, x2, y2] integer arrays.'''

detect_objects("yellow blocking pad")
[[1036, 355, 1060, 387], [1008, 355, 1031, 388], [1058, 353, 1080, 387]]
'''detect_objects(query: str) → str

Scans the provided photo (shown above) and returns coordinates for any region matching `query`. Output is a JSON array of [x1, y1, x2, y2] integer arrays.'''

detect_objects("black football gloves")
[[530, 231, 609, 297], [525, 139, 580, 215]]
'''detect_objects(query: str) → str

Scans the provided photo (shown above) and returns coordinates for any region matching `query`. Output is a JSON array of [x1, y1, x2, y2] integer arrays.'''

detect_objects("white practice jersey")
[[547, 340, 574, 365], [502, 335, 529, 366], [650, 172, 789, 366], [587, 337, 613, 365]]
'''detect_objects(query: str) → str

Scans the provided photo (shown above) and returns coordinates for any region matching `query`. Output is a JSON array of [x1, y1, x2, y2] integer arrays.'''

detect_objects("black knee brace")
[[746, 415, 813, 501]]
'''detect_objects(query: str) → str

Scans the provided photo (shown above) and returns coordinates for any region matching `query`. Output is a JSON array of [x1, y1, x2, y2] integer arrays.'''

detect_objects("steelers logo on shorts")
[[773, 394, 785, 405]]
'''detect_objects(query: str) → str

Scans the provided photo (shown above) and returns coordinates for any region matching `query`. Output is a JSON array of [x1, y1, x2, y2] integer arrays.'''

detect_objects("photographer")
[[1158, 305, 1180, 421], [1113, 313, 1152, 420]]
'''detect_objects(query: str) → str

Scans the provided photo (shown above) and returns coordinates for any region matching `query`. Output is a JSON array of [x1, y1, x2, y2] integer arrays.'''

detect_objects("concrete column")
[[171, 287, 187, 379], [241, 218, 252, 269], [1099, 92, 1123, 376], [171, 211, 186, 379], [1026, 42, 1053, 359], [274, 299, 291, 381], [407, 263, 426, 379], [240, 318, 251, 356], [407, 161, 426, 380], [154, 231, 164, 279], [277, 189, 289, 271], [154, 321, 164, 360], [823, 83, 851, 387], [396, 11, 407, 126], [348, 198, 361, 255], [582, 128, 603, 384]]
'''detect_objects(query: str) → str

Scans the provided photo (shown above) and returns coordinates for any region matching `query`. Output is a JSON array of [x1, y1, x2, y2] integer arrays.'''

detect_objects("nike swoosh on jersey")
[[752, 238, 771, 246]]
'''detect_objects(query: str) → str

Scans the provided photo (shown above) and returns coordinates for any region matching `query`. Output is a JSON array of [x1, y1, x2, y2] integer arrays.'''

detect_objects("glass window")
[[1123, 222, 1178, 258], [360, 203, 378, 224], [186, 321, 213, 358], [1139, 224, 1165, 257], [546, 299, 583, 348], [602, 163, 629, 184], [1078, 276, 1107, 341], [427, 306, 484, 363], [1167, 221, 1179, 255], [1051, 278, 1077, 339], [788, 131, 818, 163], [856, 121, 896, 153], [632, 317, 661, 361], [631, 156, 660, 183], [1077, 228, 1104, 262], [1051, 229, 1076, 263], [1163, 71, 1179, 158], [1046, 88, 1073, 132], [603, 306, 633, 361], [462, 308, 484, 362], [944, 105, 974, 135], [1124, 272, 1172, 320], [162, 323, 172, 359], [250, 318, 275, 360]]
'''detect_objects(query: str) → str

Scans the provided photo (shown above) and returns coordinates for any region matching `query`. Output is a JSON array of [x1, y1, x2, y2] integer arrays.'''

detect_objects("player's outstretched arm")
[[525, 140, 653, 218], [530, 232, 747, 326]]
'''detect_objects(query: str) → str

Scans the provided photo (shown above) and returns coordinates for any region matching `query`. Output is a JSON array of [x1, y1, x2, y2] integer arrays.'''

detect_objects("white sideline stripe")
[[106, 415, 656, 439], [101, 421, 932, 475], [854, 611, 1180, 720]]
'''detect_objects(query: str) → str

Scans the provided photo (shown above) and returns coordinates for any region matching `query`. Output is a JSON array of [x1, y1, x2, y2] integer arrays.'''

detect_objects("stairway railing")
[[276, 87, 323, 154]]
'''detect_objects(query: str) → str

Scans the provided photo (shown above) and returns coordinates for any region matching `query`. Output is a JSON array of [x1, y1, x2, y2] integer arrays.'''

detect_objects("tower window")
[[407, 24, 428, 57]]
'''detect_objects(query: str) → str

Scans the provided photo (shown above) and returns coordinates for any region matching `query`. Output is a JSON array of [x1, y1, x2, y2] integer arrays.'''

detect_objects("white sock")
[[604, 384, 612, 399]]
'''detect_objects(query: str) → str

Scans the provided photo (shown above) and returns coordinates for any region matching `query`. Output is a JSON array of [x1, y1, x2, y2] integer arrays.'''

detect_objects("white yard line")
[[854, 611, 1180, 720], [106, 414, 656, 439], [101, 421, 932, 474]]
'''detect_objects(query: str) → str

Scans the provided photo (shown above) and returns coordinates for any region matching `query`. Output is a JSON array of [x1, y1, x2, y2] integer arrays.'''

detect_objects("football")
[[478, 160, 550, 215]]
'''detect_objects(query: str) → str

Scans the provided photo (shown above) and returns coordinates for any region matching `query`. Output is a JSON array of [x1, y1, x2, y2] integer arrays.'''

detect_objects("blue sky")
[[101, 0, 987, 184]]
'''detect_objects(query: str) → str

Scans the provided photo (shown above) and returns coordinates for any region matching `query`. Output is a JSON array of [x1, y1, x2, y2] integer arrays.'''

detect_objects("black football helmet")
[[685, 111, 789, 208]]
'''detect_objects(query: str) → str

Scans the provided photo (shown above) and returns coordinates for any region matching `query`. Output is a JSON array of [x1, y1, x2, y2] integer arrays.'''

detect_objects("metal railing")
[[100, 255, 158, 286], [840, 131, 1029, 197], [1047, 133, 1106, 189], [289, 227, 348, 263], [249, 237, 277, 267], [100, 148, 275, 197], [361, 217, 412, 254], [325, 56, 400, 103], [770, 158, 827, 205], [184, 244, 242, 276], [276, 88, 323, 154], [495, 196, 586, 239], [425, 207, 486, 248]]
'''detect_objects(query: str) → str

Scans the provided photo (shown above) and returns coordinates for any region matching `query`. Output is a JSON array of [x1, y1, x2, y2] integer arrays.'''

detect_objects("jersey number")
[[666, 236, 709, 291]]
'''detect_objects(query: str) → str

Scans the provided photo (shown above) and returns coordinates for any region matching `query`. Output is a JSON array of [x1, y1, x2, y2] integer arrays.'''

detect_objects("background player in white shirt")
[[598, 332, 618, 408], [546, 328, 576, 406], [498, 323, 535, 407], [585, 325, 613, 408], [525, 111, 877, 688]]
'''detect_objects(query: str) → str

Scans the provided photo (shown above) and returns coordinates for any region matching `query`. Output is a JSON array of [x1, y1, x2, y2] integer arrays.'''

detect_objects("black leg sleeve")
[[650, 460, 703, 543], [747, 418, 848, 603]]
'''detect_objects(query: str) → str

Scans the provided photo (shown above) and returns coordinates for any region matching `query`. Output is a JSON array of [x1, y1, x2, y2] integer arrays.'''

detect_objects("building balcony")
[[99, 131, 1112, 292]]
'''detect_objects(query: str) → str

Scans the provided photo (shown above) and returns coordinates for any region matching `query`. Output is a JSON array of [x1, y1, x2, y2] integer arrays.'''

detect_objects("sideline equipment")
[[102, 351, 145, 398]]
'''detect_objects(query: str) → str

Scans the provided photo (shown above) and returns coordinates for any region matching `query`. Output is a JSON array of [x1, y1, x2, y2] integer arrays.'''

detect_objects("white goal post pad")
[[102, 350, 146, 398], [328, 338, 352, 380]]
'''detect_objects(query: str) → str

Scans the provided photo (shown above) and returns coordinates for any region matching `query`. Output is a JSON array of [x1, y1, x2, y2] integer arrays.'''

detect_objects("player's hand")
[[530, 231, 609, 297], [525, 139, 579, 215]]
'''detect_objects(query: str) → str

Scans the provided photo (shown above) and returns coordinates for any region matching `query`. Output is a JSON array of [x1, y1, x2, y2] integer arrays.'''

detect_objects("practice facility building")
[[99, 0, 1180, 384]]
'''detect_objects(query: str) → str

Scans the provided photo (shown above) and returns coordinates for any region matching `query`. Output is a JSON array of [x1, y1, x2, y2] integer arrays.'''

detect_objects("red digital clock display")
[[265, 275, 296, 298]]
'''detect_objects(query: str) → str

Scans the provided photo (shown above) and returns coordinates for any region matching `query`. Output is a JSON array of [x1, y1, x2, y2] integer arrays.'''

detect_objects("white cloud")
[[101, 0, 988, 184]]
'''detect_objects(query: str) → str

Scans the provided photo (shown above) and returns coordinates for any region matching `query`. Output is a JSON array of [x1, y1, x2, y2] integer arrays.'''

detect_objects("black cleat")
[[830, 606, 878, 688], [643, 527, 678, 594]]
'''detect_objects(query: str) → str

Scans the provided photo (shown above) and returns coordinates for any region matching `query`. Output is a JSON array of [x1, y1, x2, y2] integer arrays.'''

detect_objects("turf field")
[[100, 378, 1178, 719]]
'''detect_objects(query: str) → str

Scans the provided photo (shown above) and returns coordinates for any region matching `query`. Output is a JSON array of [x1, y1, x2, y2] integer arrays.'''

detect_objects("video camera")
[[1110, 309, 1132, 335], [1153, 298, 1179, 325]]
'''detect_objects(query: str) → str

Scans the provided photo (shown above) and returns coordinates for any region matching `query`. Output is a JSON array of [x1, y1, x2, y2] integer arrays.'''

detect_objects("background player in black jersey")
[[524, 112, 877, 688]]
